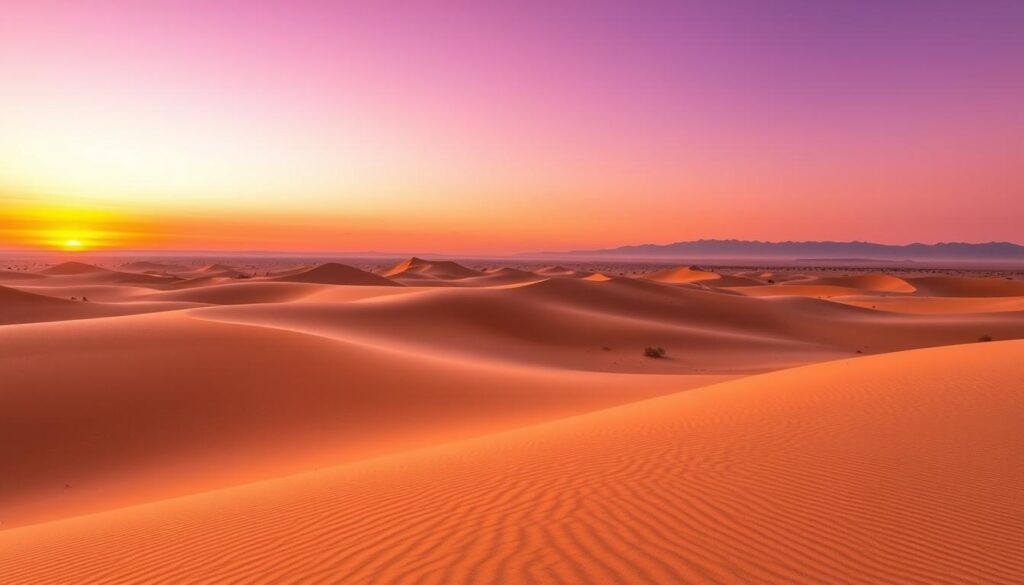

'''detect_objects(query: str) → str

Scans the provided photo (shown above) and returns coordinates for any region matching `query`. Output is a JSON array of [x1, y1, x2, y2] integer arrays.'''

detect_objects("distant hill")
[[535, 240, 1024, 262]]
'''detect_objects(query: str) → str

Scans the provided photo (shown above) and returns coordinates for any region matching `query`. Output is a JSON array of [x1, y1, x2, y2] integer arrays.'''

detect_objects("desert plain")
[[1, 256, 1022, 584]]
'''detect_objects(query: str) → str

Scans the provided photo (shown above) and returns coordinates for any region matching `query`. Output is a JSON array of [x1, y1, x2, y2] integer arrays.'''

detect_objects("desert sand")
[[1, 257, 1022, 583]]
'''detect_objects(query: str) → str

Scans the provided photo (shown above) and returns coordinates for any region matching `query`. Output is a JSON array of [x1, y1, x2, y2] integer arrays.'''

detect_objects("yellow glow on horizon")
[[0, 200, 146, 251]]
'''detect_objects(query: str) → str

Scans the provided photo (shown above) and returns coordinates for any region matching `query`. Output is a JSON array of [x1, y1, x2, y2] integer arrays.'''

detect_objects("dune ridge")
[[788, 273, 918, 293], [270, 262, 401, 286], [382, 257, 483, 280], [38, 261, 113, 276]]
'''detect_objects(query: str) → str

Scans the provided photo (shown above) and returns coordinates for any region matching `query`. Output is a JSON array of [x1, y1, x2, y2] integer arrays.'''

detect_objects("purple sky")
[[1, 0, 1022, 252]]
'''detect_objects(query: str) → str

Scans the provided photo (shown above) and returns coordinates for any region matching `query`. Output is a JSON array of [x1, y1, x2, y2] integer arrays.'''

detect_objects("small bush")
[[644, 346, 666, 358], [978, 335, 993, 342]]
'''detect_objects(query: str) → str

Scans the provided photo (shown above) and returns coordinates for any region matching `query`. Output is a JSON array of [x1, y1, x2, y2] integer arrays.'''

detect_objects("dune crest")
[[38, 261, 111, 276], [271, 262, 401, 286], [644, 265, 720, 283], [787, 273, 917, 293], [382, 257, 483, 279]]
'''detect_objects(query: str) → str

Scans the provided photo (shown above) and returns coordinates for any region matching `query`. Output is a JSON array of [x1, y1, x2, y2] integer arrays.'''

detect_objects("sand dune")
[[28, 262, 180, 287], [271, 262, 401, 286], [734, 274, 1024, 301], [645, 265, 763, 287], [39, 261, 113, 275], [645, 265, 720, 283], [455, 267, 544, 287], [788, 273, 917, 293], [3, 341, 1020, 584], [2, 260, 1022, 583], [0, 285, 105, 325], [0, 310, 729, 527], [382, 257, 483, 280], [193, 276, 1024, 373]]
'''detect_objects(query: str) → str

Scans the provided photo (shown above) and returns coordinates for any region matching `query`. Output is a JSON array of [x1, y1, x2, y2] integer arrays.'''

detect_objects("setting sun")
[[63, 239, 83, 250]]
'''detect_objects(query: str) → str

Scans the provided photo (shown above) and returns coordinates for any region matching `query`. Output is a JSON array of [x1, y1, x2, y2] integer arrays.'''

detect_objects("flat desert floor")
[[1, 257, 1022, 583]]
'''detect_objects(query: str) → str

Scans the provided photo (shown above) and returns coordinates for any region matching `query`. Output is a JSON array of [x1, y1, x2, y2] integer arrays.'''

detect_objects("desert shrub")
[[978, 335, 994, 342], [644, 346, 666, 358]]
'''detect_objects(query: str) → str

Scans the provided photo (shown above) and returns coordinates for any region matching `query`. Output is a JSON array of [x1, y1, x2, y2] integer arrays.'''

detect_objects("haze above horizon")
[[2, 0, 1022, 254]]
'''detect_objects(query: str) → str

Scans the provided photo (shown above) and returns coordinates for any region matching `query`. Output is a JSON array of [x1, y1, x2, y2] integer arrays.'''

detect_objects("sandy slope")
[[0, 310, 730, 527], [2, 341, 1021, 584]]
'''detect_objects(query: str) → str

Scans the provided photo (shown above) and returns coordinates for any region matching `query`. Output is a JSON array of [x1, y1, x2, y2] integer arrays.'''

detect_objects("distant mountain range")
[[534, 240, 1024, 263]]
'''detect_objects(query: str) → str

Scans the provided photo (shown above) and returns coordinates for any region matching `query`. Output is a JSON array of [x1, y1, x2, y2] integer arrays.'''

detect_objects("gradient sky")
[[1, 0, 1022, 253]]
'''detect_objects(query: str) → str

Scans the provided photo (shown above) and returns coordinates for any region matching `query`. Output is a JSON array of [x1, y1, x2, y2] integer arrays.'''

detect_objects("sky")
[[1, 0, 1022, 253]]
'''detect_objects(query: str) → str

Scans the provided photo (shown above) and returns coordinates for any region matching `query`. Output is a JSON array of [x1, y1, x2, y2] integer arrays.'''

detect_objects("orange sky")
[[1, 1, 1021, 254]]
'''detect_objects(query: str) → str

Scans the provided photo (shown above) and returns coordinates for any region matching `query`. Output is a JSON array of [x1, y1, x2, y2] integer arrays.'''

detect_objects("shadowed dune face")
[[2, 341, 1021, 584], [1, 258, 1023, 582]]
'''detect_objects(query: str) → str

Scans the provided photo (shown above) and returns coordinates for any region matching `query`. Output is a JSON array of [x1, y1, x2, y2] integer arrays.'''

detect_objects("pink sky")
[[1, 0, 1022, 252]]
